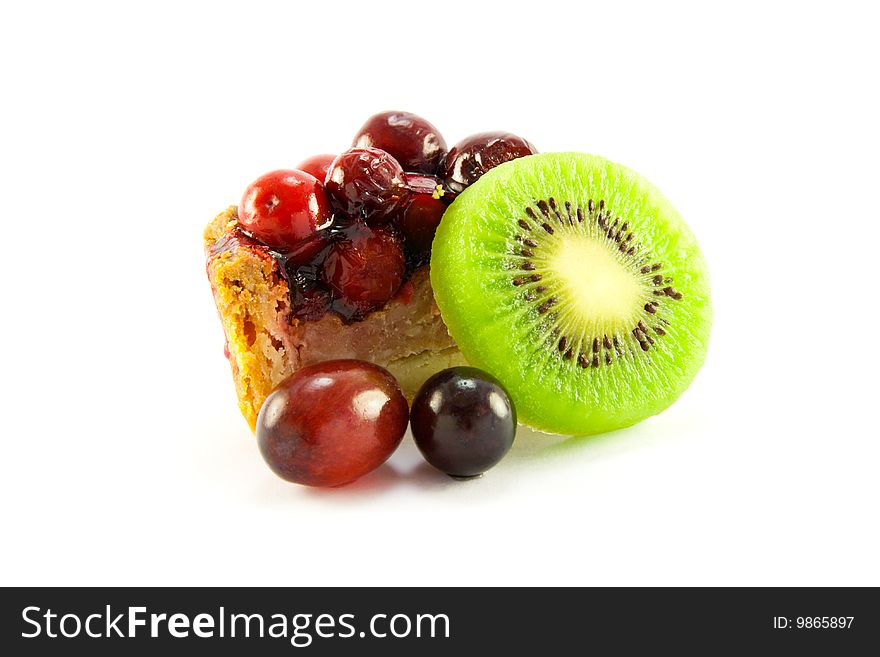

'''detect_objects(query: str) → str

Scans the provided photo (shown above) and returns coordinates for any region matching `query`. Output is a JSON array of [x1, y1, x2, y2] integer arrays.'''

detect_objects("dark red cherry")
[[442, 132, 537, 194], [280, 228, 333, 269], [257, 360, 409, 487], [353, 111, 447, 175], [324, 148, 410, 225], [410, 367, 517, 478], [399, 194, 446, 260], [238, 169, 333, 250], [295, 154, 336, 183], [403, 172, 449, 200], [321, 224, 405, 319]]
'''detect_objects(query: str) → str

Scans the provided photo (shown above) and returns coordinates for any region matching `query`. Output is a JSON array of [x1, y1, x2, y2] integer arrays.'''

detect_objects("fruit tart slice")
[[205, 201, 468, 430], [205, 112, 542, 430], [204, 144, 469, 429]]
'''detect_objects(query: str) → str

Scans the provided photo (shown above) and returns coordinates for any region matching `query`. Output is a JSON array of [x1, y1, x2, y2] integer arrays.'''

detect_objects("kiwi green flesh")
[[430, 152, 711, 436]]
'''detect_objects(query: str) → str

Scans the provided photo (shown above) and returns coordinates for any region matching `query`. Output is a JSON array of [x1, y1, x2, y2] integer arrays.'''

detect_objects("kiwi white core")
[[547, 236, 642, 326]]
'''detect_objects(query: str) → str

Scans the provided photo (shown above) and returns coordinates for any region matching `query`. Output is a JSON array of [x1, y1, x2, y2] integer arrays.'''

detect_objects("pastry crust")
[[204, 207, 464, 430]]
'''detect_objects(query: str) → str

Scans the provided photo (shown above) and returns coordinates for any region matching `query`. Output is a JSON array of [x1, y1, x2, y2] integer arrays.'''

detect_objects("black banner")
[[1, 587, 876, 654]]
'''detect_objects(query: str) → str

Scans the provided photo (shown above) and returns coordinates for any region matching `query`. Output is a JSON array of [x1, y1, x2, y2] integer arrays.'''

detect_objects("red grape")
[[257, 360, 409, 487]]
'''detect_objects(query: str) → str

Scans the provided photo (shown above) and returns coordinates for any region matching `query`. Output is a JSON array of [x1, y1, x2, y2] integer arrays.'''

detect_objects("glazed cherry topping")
[[324, 148, 410, 225], [399, 194, 446, 261], [403, 172, 449, 200], [239, 169, 333, 250], [234, 116, 535, 327], [276, 239, 332, 320], [353, 111, 448, 175], [443, 132, 537, 194], [410, 367, 517, 478], [280, 229, 332, 269], [257, 360, 409, 487], [321, 223, 405, 319], [295, 154, 336, 184], [288, 280, 332, 321]]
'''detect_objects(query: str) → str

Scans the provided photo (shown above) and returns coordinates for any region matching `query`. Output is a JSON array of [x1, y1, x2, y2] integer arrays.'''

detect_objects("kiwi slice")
[[430, 153, 711, 436]]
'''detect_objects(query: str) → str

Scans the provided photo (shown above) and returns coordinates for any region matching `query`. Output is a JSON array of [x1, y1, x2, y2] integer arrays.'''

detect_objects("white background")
[[1, 1, 878, 586]]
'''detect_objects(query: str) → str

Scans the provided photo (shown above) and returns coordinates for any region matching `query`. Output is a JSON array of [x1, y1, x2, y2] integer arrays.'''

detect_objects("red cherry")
[[281, 229, 332, 269], [322, 224, 405, 319], [238, 169, 332, 250], [295, 154, 336, 183], [353, 111, 447, 175], [324, 148, 410, 225], [257, 360, 409, 487], [399, 194, 446, 258], [443, 132, 537, 194]]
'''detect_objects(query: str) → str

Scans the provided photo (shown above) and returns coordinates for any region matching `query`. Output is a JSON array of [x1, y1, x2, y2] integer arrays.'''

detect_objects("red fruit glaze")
[[296, 154, 336, 184], [322, 224, 405, 319], [288, 281, 333, 322], [238, 169, 332, 250], [281, 229, 332, 269], [256, 360, 409, 487], [353, 111, 447, 175]]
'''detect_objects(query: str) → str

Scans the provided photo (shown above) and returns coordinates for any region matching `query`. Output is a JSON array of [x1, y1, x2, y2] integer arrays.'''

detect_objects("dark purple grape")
[[410, 367, 516, 478], [324, 148, 410, 225], [442, 132, 537, 194], [353, 111, 447, 175]]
